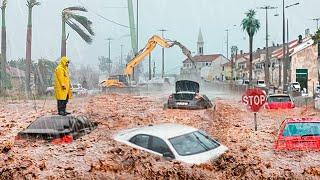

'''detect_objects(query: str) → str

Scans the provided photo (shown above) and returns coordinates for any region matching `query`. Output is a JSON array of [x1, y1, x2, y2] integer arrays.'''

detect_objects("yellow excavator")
[[100, 35, 196, 89]]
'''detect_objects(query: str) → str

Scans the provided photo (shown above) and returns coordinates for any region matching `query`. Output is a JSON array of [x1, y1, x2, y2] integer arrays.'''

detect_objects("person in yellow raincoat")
[[54, 56, 72, 116]]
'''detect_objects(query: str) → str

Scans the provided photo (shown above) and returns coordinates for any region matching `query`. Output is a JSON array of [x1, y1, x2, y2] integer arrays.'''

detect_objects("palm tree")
[[61, 7, 94, 57], [0, 0, 7, 92], [241, 9, 260, 85], [25, 0, 40, 96]]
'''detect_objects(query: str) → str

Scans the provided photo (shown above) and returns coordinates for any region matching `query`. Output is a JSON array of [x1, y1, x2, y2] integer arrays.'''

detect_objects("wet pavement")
[[0, 88, 320, 179]]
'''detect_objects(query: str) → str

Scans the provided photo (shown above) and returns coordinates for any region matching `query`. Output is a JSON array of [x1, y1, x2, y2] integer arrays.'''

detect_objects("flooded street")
[[1, 87, 319, 179]]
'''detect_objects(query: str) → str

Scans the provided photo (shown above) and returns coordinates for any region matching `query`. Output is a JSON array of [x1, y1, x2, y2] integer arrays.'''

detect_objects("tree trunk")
[[278, 59, 282, 87], [282, 51, 288, 91], [264, 51, 270, 87], [231, 58, 234, 81], [61, 17, 66, 57], [26, 8, 33, 97], [0, 7, 6, 93], [249, 36, 253, 85]]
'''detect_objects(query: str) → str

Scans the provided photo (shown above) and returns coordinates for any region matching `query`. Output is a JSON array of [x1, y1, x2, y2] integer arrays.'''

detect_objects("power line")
[[77, 0, 131, 29]]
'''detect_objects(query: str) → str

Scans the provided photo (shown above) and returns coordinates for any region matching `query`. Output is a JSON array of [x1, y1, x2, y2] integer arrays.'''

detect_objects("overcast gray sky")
[[5, 0, 319, 74]]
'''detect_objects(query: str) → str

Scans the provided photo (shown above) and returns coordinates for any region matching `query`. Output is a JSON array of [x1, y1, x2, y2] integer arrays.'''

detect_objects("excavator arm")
[[125, 35, 172, 76], [124, 35, 196, 76]]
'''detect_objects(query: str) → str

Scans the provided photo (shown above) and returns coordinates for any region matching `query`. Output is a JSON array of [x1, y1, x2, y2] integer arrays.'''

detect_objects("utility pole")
[[226, 29, 229, 59], [159, 29, 168, 78], [136, 0, 139, 50], [106, 38, 113, 74], [283, 2, 300, 91], [225, 25, 236, 59], [231, 46, 238, 81], [282, 0, 286, 90], [259, 5, 277, 87], [120, 44, 124, 66], [311, 18, 320, 30], [287, 19, 291, 83], [149, 53, 152, 80], [153, 61, 156, 78]]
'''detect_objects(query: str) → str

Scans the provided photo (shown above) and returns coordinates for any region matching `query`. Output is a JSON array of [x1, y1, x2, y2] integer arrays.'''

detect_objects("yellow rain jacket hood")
[[54, 57, 72, 100]]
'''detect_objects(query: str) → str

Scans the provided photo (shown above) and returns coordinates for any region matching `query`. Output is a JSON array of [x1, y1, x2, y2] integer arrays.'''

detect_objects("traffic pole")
[[254, 112, 257, 131]]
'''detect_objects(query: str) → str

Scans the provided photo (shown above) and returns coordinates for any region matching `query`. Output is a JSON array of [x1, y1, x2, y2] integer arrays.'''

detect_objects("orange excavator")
[[100, 35, 195, 89]]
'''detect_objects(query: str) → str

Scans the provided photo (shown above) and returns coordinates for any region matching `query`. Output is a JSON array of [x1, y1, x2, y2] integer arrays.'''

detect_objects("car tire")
[[163, 103, 168, 110]]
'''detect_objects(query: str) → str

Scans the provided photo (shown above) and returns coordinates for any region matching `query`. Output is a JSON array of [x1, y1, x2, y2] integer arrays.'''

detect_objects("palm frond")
[[64, 6, 87, 12], [241, 9, 260, 37], [66, 19, 92, 43], [26, 0, 40, 8], [70, 14, 94, 35], [2, 0, 7, 8], [312, 29, 320, 44]]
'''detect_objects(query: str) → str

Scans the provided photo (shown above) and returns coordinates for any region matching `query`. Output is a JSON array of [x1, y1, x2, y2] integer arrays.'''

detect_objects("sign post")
[[242, 88, 266, 131], [254, 112, 257, 131]]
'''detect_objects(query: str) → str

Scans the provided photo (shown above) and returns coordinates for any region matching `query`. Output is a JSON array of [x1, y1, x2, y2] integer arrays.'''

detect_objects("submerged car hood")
[[176, 80, 200, 93]]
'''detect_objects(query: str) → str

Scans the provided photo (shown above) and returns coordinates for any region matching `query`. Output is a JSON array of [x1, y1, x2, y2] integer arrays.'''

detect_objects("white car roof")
[[117, 123, 198, 140]]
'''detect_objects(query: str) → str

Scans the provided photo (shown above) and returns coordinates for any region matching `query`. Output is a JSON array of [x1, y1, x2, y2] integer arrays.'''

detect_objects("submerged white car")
[[114, 123, 228, 164]]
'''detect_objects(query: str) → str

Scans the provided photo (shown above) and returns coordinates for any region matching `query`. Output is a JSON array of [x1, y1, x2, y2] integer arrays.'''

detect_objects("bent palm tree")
[[241, 9, 260, 85], [61, 7, 94, 57], [25, 0, 40, 96]]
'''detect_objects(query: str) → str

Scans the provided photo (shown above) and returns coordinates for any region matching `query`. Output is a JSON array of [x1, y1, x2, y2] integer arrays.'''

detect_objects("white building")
[[180, 29, 229, 81]]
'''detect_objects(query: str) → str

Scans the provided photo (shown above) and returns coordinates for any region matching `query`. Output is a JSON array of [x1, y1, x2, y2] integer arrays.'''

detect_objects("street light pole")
[[287, 19, 290, 83], [106, 38, 113, 74], [282, 0, 286, 90], [226, 29, 229, 59], [283, 2, 300, 91], [136, 0, 139, 50], [159, 29, 168, 78], [312, 18, 320, 30], [120, 44, 123, 66], [259, 5, 277, 86]]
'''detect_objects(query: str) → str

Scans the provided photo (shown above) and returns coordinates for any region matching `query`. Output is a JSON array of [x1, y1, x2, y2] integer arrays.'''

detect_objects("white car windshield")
[[169, 131, 220, 156]]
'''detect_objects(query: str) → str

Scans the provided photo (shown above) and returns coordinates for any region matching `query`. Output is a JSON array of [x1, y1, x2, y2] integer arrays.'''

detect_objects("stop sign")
[[242, 88, 266, 112]]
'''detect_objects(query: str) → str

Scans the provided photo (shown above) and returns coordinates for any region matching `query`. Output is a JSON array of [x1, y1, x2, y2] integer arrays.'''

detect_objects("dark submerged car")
[[16, 115, 98, 144], [167, 80, 213, 109]]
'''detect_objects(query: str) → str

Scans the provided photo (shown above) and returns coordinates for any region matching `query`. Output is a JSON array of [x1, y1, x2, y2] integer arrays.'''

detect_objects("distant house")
[[221, 61, 232, 80], [235, 54, 250, 80], [6, 66, 26, 91], [180, 29, 229, 80], [272, 35, 317, 95]]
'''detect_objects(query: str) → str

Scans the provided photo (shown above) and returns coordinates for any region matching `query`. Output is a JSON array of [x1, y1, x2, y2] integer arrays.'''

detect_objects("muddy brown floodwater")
[[0, 93, 320, 179]]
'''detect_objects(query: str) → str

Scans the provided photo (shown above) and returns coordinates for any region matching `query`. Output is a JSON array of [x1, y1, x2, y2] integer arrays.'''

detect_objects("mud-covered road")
[[0, 92, 320, 179]]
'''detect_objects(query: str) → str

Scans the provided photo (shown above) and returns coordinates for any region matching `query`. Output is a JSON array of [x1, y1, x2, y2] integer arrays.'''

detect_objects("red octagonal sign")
[[242, 88, 266, 112]]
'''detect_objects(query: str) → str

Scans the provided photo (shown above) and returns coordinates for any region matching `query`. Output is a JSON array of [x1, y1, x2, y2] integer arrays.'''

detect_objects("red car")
[[275, 118, 320, 150], [265, 94, 295, 109]]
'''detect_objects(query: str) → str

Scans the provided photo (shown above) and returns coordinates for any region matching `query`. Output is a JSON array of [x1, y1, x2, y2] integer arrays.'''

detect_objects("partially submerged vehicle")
[[16, 115, 98, 144], [256, 80, 267, 88], [275, 118, 320, 151], [167, 80, 213, 109], [114, 123, 228, 164], [265, 94, 295, 109]]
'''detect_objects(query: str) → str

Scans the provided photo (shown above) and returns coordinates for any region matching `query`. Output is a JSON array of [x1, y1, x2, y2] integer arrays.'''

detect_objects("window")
[[129, 134, 150, 149], [283, 123, 320, 137], [169, 131, 220, 156], [267, 96, 291, 103], [27, 116, 71, 130], [149, 136, 172, 154]]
